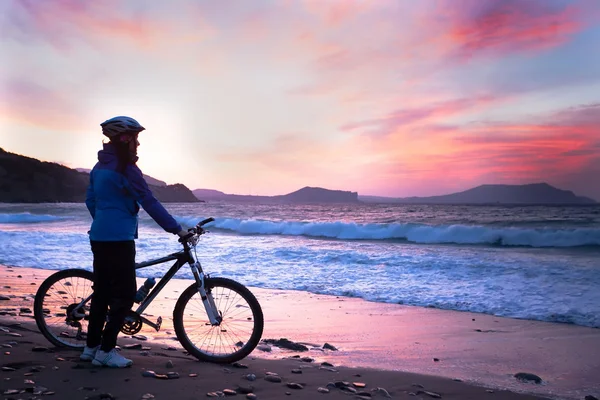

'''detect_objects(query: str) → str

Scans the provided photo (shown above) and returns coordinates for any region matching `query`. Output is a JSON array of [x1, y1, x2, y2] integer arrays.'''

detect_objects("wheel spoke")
[[174, 278, 263, 363], [34, 270, 94, 349]]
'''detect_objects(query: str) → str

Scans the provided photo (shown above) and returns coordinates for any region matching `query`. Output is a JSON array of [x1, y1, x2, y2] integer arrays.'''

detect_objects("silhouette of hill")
[[359, 183, 597, 204], [194, 183, 595, 204], [0, 148, 199, 203], [193, 186, 358, 203]]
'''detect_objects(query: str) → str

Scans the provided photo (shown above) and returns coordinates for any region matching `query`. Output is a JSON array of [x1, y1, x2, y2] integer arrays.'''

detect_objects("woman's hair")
[[110, 136, 136, 174]]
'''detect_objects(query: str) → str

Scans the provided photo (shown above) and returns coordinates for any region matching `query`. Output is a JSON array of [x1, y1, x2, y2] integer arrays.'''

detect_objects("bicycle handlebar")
[[178, 217, 215, 244], [198, 217, 215, 227]]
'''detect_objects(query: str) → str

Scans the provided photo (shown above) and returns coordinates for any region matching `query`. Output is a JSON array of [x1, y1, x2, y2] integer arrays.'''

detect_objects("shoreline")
[[1, 264, 599, 399]]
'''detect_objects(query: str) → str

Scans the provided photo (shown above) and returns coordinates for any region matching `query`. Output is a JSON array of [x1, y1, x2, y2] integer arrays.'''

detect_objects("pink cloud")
[[338, 102, 600, 198], [300, 0, 373, 26], [340, 95, 500, 137], [0, 79, 86, 130], [5, 0, 181, 51], [443, 0, 587, 59]]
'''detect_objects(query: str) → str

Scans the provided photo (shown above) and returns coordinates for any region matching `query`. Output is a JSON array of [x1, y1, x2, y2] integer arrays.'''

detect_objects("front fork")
[[190, 262, 221, 325]]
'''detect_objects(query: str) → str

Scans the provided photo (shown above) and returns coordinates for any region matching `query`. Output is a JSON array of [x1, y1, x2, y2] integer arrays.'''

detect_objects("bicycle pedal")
[[155, 316, 162, 332]]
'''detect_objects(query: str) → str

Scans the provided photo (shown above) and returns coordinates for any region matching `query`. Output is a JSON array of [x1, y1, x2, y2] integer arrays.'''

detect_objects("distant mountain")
[[0, 148, 199, 203], [76, 168, 167, 187], [193, 186, 359, 203], [359, 183, 597, 205], [192, 189, 226, 199]]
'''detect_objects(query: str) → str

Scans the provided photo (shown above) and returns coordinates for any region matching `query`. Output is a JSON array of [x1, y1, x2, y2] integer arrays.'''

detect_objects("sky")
[[1, 0, 600, 200]]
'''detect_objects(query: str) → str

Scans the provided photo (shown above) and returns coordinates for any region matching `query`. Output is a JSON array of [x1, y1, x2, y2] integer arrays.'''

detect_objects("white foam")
[[0, 212, 64, 224], [184, 217, 600, 248]]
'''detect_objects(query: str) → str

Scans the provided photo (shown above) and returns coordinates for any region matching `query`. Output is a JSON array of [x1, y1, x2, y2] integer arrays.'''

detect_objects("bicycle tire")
[[33, 269, 94, 349], [173, 277, 264, 364]]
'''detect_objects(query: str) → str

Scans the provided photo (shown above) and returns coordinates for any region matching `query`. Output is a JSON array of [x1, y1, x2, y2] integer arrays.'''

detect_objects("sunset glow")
[[1, 0, 599, 199]]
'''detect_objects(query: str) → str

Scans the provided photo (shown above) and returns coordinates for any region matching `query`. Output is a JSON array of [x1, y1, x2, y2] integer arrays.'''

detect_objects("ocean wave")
[[0, 213, 65, 224], [172, 216, 600, 248]]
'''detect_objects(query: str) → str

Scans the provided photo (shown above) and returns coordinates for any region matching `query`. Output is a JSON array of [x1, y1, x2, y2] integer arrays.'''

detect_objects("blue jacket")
[[85, 143, 182, 241]]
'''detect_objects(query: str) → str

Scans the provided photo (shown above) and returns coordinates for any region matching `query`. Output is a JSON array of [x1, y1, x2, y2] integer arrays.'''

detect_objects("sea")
[[1, 202, 599, 329]]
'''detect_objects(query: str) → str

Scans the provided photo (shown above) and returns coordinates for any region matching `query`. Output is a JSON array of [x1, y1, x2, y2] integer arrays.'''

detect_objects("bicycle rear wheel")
[[33, 269, 94, 349], [173, 277, 264, 364]]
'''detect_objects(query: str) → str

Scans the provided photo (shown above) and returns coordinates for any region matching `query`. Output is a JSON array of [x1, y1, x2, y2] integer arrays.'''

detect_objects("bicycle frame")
[[133, 239, 221, 329], [73, 238, 221, 333]]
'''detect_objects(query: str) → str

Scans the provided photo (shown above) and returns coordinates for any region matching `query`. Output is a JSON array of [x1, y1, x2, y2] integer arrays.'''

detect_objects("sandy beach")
[[1, 264, 598, 400]]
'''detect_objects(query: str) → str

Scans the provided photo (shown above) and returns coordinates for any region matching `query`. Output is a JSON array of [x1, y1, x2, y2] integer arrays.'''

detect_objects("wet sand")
[[1, 264, 599, 399]]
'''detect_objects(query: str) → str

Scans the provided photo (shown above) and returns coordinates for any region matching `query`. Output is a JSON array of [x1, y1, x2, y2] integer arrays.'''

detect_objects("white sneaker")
[[92, 348, 133, 368], [80, 345, 100, 361]]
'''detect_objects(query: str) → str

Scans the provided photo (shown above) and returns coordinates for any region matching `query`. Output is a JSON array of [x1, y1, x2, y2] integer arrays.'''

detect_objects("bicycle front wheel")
[[33, 269, 94, 349], [173, 277, 264, 364]]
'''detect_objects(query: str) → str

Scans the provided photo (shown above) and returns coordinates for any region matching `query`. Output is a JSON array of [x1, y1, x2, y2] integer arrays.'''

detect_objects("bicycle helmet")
[[100, 116, 145, 138]]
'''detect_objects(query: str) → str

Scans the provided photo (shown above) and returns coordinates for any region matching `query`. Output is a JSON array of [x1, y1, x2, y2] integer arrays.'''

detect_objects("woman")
[[81, 116, 188, 368]]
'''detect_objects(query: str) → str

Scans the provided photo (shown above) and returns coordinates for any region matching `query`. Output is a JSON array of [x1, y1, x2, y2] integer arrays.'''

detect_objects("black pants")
[[87, 240, 136, 352]]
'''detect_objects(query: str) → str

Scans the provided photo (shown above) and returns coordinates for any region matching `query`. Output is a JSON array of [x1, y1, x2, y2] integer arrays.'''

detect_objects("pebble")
[[124, 343, 142, 350], [1, 367, 16, 371], [246, 394, 257, 400], [264, 375, 282, 383], [236, 385, 254, 394], [416, 390, 442, 398], [256, 344, 271, 352], [291, 369, 302, 374], [245, 373, 257, 381], [223, 388, 237, 396], [353, 382, 367, 388], [141, 394, 155, 399], [317, 387, 330, 393], [85, 393, 115, 400], [189, 373, 198, 377], [232, 362, 248, 369], [323, 342, 338, 351], [0, 295, 10, 300], [372, 387, 392, 398], [319, 366, 338, 372], [133, 334, 148, 341], [287, 383, 304, 389], [514, 372, 542, 384], [321, 362, 334, 367]]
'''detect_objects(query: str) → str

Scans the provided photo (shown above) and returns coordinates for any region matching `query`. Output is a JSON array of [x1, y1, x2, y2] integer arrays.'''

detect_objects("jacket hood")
[[98, 142, 117, 164]]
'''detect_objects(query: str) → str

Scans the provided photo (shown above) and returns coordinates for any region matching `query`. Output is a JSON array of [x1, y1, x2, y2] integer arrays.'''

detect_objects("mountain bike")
[[33, 217, 264, 364]]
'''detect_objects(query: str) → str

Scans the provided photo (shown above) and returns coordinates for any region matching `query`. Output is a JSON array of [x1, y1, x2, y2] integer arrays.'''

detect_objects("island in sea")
[[193, 183, 596, 205]]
